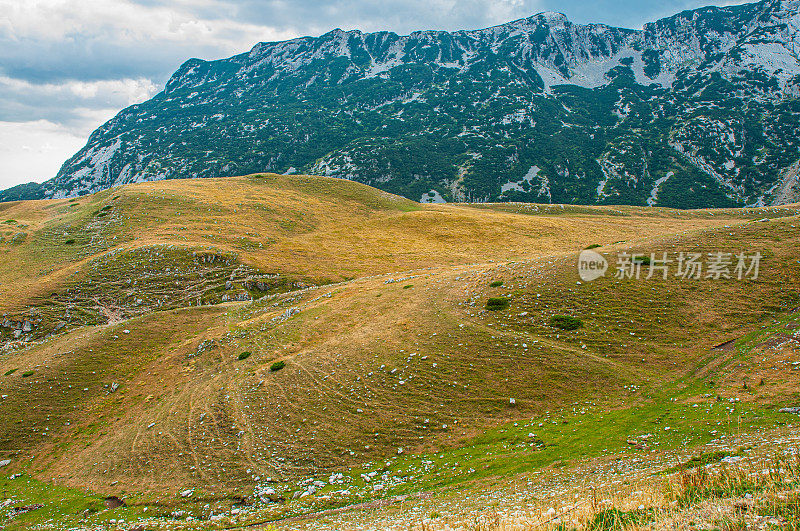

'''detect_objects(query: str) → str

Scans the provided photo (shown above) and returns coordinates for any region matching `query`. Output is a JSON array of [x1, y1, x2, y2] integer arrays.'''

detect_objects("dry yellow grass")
[[0, 173, 782, 314], [0, 175, 799, 528]]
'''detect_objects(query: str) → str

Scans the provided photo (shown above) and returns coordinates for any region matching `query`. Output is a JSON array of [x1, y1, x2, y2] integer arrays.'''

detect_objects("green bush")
[[633, 255, 651, 266], [486, 297, 510, 311], [270, 361, 286, 372], [4, 368, 18, 376], [237, 351, 252, 361], [489, 280, 504, 287], [21, 370, 34, 377], [549, 315, 583, 330], [584, 244, 602, 250], [65, 238, 76, 245]]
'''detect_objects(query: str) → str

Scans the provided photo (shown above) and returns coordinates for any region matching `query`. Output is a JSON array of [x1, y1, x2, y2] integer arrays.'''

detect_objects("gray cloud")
[[0, 76, 158, 128]]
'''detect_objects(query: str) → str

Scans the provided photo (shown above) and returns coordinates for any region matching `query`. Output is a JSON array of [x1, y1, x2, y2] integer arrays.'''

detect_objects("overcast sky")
[[0, 0, 752, 190]]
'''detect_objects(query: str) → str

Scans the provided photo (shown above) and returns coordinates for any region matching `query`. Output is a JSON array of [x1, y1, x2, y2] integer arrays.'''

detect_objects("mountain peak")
[[534, 11, 570, 24]]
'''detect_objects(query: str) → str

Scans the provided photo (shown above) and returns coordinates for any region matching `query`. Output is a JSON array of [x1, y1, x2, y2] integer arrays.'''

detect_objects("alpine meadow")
[[1, 1, 800, 530]]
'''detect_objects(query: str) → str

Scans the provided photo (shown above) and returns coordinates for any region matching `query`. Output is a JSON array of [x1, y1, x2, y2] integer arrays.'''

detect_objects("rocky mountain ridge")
[[3, 0, 800, 207]]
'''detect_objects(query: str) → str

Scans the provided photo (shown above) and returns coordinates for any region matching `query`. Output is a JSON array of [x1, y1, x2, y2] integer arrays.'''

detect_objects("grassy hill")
[[0, 174, 799, 529]]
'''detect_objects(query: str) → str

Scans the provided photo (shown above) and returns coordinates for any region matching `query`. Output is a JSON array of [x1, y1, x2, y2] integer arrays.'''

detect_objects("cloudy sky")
[[0, 0, 751, 190]]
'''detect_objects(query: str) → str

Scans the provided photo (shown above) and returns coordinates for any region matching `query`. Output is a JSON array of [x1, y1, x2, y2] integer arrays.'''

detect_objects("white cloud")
[[0, 75, 161, 136], [0, 75, 159, 186], [0, 76, 159, 108], [1, 0, 297, 50], [0, 119, 108, 188]]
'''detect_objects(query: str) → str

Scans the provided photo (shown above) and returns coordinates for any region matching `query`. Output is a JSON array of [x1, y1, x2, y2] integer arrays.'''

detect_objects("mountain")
[[4, 0, 800, 207]]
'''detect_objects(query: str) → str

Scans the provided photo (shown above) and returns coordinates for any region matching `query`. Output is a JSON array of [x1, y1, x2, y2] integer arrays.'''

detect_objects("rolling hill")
[[0, 174, 799, 529]]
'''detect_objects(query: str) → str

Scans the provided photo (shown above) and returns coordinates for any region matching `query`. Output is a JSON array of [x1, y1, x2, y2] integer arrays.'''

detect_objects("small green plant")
[[549, 315, 583, 330], [270, 361, 286, 372], [237, 351, 252, 361], [633, 255, 651, 266], [757, 492, 800, 524], [486, 297, 510, 311], [21, 370, 34, 377], [4, 368, 18, 376], [584, 244, 602, 250], [65, 238, 76, 245], [489, 280, 504, 287], [585, 508, 656, 531], [715, 517, 748, 531], [403, 284, 413, 289]]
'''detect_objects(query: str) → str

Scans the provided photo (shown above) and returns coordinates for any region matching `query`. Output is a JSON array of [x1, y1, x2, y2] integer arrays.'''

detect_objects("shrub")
[[65, 238, 76, 245], [21, 370, 34, 377], [633, 255, 651, 266], [549, 315, 583, 330], [270, 361, 286, 372], [584, 244, 602, 250], [489, 280, 504, 287], [403, 284, 413, 289], [486, 297, 510, 311], [4, 368, 18, 376], [237, 351, 252, 361]]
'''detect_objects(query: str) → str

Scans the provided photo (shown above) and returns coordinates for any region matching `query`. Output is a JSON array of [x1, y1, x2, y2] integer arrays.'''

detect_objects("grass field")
[[0, 174, 799, 529]]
